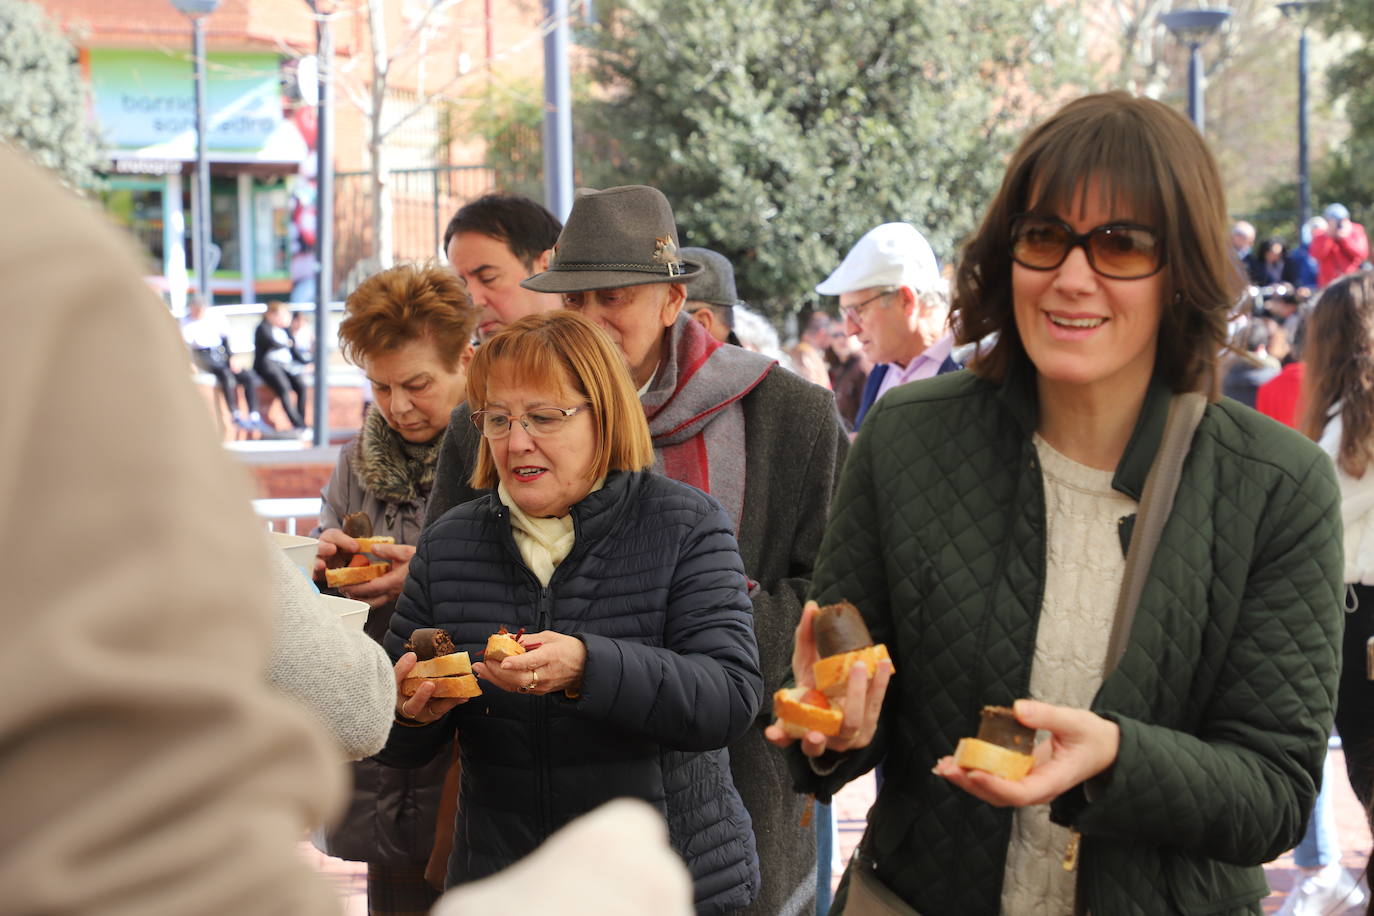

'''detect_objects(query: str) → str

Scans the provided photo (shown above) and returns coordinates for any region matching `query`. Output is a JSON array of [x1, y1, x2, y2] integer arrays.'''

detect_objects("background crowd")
[[6, 88, 1374, 916]]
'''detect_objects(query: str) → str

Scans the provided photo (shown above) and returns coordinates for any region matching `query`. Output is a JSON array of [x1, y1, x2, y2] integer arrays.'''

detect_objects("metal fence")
[[334, 164, 497, 287]]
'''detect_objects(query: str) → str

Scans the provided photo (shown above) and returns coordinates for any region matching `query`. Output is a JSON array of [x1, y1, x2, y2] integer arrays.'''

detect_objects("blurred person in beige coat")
[[0, 142, 347, 915]]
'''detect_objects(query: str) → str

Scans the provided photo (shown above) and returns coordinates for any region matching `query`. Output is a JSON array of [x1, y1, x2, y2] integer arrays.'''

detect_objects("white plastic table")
[[252, 497, 323, 535]]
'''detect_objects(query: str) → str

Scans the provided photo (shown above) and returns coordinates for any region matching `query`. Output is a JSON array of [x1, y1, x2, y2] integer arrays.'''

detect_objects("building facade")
[[40, 0, 544, 305]]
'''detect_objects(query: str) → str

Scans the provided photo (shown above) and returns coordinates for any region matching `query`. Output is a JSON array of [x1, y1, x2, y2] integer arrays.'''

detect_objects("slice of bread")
[[484, 632, 526, 665], [773, 687, 844, 738], [813, 643, 891, 697], [325, 562, 391, 588], [952, 736, 1034, 780], [354, 536, 396, 553], [409, 652, 472, 680], [400, 673, 482, 699]]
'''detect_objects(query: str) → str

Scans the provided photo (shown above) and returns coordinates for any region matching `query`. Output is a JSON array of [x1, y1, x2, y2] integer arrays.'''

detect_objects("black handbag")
[[192, 343, 231, 372]]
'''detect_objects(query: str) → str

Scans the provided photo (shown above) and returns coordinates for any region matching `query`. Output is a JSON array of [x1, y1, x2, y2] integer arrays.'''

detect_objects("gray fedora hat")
[[681, 247, 743, 308], [521, 185, 703, 293]]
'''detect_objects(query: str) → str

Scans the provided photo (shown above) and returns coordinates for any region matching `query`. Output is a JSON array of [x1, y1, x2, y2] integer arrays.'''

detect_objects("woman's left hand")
[[339, 542, 416, 609], [473, 630, 587, 696], [932, 699, 1121, 807]]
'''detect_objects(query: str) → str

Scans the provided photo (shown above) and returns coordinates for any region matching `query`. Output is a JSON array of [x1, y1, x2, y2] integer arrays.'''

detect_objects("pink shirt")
[[875, 333, 955, 403]]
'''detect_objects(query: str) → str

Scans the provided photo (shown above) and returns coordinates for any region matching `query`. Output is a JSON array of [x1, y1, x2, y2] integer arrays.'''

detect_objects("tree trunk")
[[368, 0, 393, 270]]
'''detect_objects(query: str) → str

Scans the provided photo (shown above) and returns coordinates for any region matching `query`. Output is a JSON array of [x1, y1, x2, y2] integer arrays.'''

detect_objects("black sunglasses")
[[1010, 215, 1165, 280]]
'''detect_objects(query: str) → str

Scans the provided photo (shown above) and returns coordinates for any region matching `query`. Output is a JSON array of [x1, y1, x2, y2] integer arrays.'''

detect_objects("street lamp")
[[305, 0, 335, 447], [170, 0, 221, 305], [1160, 8, 1233, 132], [542, 0, 573, 221], [1279, 1, 1327, 230]]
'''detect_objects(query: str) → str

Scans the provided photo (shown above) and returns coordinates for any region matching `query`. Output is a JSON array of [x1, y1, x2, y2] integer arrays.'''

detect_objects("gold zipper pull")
[[1062, 828, 1081, 871]]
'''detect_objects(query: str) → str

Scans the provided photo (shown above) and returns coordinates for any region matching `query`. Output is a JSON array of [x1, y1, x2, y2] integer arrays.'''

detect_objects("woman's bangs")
[[472, 333, 579, 410], [1023, 123, 1163, 229]]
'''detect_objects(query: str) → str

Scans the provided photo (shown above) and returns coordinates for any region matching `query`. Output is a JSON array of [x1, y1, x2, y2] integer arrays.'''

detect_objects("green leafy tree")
[[1247, 2, 1374, 242], [579, 0, 1083, 319], [0, 0, 103, 189], [466, 81, 546, 200], [464, 75, 600, 202], [1314, 1, 1374, 227]]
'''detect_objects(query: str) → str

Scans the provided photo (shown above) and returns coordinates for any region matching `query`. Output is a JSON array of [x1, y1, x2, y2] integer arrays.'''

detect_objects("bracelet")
[[394, 709, 428, 728]]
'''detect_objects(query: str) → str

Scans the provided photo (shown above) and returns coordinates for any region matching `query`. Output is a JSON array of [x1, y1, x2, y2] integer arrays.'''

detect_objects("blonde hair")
[[466, 310, 654, 488]]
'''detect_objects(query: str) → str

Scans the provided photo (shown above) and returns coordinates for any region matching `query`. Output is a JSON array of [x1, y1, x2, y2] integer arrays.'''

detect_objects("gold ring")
[[524, 670, 539, 693]]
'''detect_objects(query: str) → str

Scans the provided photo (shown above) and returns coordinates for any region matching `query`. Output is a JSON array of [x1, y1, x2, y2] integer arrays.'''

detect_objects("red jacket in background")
[[1309, 223, 1369, 288], [1255, 361, 1305, 428]]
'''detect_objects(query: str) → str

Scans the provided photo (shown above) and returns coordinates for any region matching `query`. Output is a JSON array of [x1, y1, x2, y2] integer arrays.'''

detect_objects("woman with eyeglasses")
[[771, 92, 1343, 914], [375, 310, 764, 913]]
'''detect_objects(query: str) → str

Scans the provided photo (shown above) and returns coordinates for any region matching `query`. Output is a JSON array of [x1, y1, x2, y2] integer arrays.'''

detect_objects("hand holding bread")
[[474, 628, 587, 697], [314, 524, 414, 607], [933, 699, 1120, 808], [331, 542, 415, 608], [764, 601, 893, 758], [394, 653, 470, 723]]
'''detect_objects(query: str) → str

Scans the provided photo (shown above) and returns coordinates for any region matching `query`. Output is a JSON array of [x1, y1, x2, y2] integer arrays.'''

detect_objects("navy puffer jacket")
[[378, 470, 763, 913]]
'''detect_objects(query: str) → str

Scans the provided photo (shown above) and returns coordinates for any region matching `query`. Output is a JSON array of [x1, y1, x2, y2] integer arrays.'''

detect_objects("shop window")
[[182, 177, 240, 275], [101, 181, 165, 272], [254, 178, 291, 277]]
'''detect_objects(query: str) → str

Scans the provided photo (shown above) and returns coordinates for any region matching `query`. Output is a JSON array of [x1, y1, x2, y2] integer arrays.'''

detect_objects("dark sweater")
[[383, 470, 764, 913]]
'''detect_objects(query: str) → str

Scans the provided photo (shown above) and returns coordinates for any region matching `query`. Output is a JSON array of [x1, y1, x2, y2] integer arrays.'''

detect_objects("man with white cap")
[[817, 222, 960, 429], [1309, 203, 1369, 289]]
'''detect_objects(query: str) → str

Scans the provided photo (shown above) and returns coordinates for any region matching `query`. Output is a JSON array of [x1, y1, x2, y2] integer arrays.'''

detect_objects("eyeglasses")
[[841, 288, 898, 324], [1010, 215, 1164, 280], [470, 404, 587, 439]]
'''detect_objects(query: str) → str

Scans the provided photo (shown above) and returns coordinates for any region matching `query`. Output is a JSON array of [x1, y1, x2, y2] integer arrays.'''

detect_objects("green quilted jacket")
[[791, 368, 1344, 915]]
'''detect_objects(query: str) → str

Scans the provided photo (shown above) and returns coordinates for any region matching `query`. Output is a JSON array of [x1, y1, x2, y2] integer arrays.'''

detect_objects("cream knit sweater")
[[999, 436, 1136, 915], [266, 544, 395, 760]]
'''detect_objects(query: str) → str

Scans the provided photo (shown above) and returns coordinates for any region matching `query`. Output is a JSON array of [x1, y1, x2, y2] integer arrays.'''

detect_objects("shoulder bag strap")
[[1102, 391, 1207, 677]]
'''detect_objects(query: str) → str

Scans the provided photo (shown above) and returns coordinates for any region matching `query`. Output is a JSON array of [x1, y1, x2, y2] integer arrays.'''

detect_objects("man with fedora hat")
[[818, 222, 960, 429], [682, 246, 742, 346], [426, 185, 847, 916]]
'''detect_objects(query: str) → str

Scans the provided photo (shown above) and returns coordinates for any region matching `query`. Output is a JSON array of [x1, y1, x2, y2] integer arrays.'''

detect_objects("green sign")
[[88, 48, 283, 154]]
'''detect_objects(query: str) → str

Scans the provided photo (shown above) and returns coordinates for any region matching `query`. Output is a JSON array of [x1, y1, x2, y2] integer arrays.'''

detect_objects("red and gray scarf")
[[641, 315, 775, 530]]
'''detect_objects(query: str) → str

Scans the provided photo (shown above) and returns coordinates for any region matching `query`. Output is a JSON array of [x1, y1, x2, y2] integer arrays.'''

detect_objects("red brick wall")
[[244, 461, 332, 534]]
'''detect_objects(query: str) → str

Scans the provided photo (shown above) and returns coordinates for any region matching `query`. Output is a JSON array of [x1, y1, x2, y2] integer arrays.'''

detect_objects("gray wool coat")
[[313, 435, 452, 867], [426, 362, 849, 916]]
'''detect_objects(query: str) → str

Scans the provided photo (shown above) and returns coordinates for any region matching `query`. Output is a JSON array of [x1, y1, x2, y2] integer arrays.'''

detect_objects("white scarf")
[[497, 477, 605, 586]]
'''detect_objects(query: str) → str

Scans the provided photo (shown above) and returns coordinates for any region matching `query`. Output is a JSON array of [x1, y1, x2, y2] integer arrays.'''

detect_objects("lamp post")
[[1279, 1, 1327, 230], [305, 0, 334, 448], [542, 0, 573, 221], [1160, 8, 1233, 132], [171, 0, 221, 306]]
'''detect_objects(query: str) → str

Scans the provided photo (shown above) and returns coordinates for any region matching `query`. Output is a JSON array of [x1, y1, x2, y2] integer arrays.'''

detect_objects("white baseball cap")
[[816, 222, 943, 296]]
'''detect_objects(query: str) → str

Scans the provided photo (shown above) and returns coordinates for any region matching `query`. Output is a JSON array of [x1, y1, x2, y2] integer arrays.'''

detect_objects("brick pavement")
[[304, 749, 1371, 914]]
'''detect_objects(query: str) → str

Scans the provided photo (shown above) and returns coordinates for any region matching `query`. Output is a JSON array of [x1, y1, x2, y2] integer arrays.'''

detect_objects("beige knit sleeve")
[[267, 545, 396, 760], [0, 145, 345, 916]]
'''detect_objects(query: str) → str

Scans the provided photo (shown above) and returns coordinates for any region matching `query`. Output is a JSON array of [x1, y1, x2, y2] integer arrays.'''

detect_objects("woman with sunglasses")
[[770, 92, 1343, 914], [375, 310, 763, 913]]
